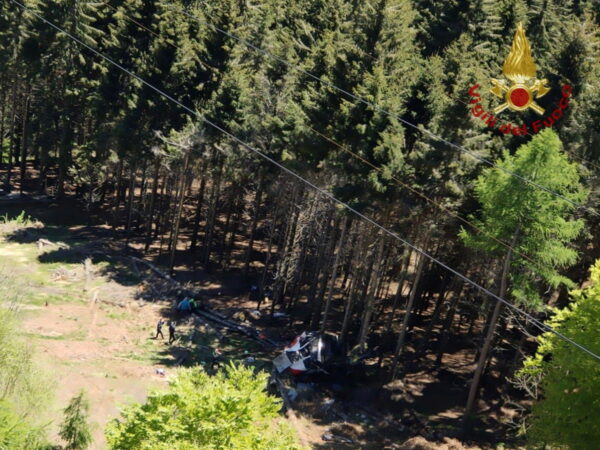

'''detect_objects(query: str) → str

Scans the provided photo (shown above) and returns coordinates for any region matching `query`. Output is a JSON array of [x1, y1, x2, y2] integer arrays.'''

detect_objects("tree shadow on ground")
[[4, 224, 145, 287], [145, 308, 276, 373]]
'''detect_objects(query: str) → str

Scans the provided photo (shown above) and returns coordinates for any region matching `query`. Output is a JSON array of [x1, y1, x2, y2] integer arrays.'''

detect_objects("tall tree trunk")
[[56, 119, 73, 198], [340, 269, 361, 344], [271, 196, 301, 316], [225, 190, 244, 268], [420, 278, 453, 342], [357, 238, 386, 352], [435, 286, 464, 367], [158, 173, 176, 257], [390, 240, 429, 380], [377, 252, 412, 367], [218, 187, 236, 268], [308, 213, 338, 328], [341, 231, 358, 289], [4, 78, 19, 193], [0, 83, 5, 168], [319, 216, 350, 332], [154, 172, 167, 239], [144, 161, 160, 252], [203, 159, 223, 266], [259, 219, 277, 307], [112, 159, 124, 229], [189, 159, 208, 252], [136, 159, 148, 230], [384, 248, 412, 333], [463, 232, 518, 424], [169, 151, 191, 274], [244, 174, 265, 277], [125, 165, 137, 234]]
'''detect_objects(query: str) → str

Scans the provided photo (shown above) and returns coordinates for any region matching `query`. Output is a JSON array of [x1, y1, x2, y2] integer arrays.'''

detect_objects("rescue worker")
[[168, 320, 176, 344], [155, 319, 165, 340]]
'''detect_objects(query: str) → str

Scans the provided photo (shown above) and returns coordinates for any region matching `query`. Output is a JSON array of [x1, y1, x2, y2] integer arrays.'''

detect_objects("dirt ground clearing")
[[22, 290, 175, 449]]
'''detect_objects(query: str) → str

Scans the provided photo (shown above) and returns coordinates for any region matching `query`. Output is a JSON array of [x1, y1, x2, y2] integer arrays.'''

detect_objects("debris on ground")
[[52, 266, 78, 281], [322, 432, 354, 444], [273, 331, 347, 375], [397, 436, 477, 450], [287, 388, 299, 402], [320, 398, 335, 413], [37, 238, 69, 253]]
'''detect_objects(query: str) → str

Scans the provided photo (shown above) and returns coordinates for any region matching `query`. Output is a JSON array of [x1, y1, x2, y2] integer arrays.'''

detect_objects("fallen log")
[[37, 238, 70, 253], [322, 433, 354, 444], [130, 256, 174, 283], [194, 309, 277, 348]]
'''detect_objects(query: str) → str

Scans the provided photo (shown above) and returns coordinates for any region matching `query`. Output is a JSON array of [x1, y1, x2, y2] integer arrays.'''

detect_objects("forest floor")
[[0, 215, 175, 448], [0, 199, 334, 449], [0, 197, 520, 449]]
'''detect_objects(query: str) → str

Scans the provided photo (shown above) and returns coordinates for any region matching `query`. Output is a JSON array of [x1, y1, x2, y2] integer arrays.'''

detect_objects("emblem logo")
[[490, 23, 551, 115]]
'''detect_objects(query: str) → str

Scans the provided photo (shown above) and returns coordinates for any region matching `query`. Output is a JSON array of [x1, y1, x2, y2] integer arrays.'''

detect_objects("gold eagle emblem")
[[490, 23, 550, 115]]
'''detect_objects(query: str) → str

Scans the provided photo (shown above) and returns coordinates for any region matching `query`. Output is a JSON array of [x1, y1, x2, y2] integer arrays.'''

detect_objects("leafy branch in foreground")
[[517, 260, 600, 449], [106, 363, 303, 450]]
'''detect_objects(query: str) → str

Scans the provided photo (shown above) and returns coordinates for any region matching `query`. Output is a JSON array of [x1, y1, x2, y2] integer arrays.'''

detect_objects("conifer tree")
[[37, 0, 106, 196], [460, 129, 587, 422], [59, 391, 92, 450]]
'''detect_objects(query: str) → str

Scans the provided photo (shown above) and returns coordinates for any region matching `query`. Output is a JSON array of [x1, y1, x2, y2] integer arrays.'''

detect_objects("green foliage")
[[0, 308, 50, 414], [0, 210, 35, 226], [105, 364, 302, 449], [59, 391, 93, 450], [0, 308, 51, 449], [517, 260, 600, 449], [0, 400, 48, 450], [460, 129, 587, 308]]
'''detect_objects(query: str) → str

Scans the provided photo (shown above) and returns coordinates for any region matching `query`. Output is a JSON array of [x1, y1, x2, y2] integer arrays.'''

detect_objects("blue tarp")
[[177, 298, 191, 311]]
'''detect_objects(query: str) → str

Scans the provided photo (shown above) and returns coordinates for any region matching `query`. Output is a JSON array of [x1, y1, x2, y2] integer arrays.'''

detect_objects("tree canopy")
[[105, 364, 302, 449]]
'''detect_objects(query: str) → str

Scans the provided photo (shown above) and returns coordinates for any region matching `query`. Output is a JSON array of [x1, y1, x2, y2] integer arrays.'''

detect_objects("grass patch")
[[117, 350, 154, 363], [107, 310, 129, 321], [21, 329, 87, 342], [28, 293, 74, 306]]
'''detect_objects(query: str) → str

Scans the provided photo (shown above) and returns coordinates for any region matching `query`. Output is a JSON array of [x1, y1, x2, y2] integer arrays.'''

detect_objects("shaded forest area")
[[1, 0, 600, 446]]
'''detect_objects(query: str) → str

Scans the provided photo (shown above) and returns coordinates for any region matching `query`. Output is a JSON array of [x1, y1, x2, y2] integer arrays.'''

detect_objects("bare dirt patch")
[[24, 296, 174, 449]]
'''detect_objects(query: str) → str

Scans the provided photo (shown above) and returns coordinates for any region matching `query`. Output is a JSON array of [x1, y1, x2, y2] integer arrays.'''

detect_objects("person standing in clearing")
[[155, 319, 165, 340], [168, 321, 176, 344]]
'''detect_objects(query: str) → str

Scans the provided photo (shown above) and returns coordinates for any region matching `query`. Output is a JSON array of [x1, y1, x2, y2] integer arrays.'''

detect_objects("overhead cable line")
[[308, 125, 548, 270], [349, 39, 600, 174], [316, 26, 600, 177], [114, 1, 600, 202], [101, 2, 575, 275], [11, 0, 600, 363], [164, 3, 599, 217]]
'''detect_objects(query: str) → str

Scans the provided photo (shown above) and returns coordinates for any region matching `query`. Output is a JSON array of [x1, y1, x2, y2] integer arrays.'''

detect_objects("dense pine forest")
[[1, 0, 600, 448]]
